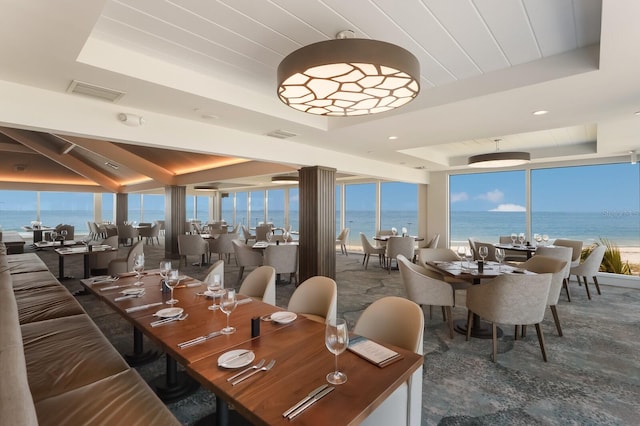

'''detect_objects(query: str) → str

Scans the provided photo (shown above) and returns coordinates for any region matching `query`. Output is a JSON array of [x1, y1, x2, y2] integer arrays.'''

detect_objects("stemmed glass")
[[159, 260, 171, 287], [542, 234, 549, 245], [219, 289, 238, 334], [325, 318, 349, 385], [457, 246, 466, 268], [60, 229, 68, 244], [165, 269, 181, 305], [534, 233, 542, 246], [266, 231, 273, 243], [50, 231, 58, 244], [495, 248, 505, 272], [510, 233, 517, 245], [207, 274, 224, 311], [464, 248, 474, 269], [518, 233, 526, 246], [391, 227, 398, 236], [133, 254, 145, 286], [478, 246, 488, 263]]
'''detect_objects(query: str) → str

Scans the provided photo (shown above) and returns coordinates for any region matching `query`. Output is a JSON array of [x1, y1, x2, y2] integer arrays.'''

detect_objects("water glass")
[[207, 274, 223, 311], [219, 289, 238, 334], [325, 318, 349, 385], [510, 233, 517, 245], [133, 254, 145, 286], [478, 246, 488, 262], [495, 248, 505, 272], [165, 269, 181, 305], [457, 246, 466, 268], [159, 260, 171, 288]]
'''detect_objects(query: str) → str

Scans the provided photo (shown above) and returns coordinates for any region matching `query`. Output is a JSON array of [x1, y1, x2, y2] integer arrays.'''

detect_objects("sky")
[[450, 163, 640, 213]]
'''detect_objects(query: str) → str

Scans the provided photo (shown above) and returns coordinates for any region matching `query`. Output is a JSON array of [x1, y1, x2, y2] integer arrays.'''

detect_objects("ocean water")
[[2, 209, 637, 248]]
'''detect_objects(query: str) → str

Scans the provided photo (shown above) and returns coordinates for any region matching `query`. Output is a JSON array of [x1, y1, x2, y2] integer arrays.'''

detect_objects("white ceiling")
[[1, 0, 639, 191]]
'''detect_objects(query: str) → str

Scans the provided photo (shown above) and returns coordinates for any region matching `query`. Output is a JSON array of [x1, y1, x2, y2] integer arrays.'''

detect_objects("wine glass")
[[50, 231, 58, 244], [534, 233, 542, 246], [495, 248, 505, 272], [133, 254, 145, 286], [478, 246, 488, 263], [391, 227, 398, 236], [542, 234, 549, 245], [325, 318, 349, 385], [60, 229, 67, 243], [518, 233, 526, 246], [207, 274, 223, 311], [219, 289, 238, 334], [165, 269, 181, 305], [510, 233, 517, 245], [266, 231, 273, 243], [159, 260, 171, 287], [457, 246, 466, 268], [401, 226, 408, 236], [464, 248, 474, 269]]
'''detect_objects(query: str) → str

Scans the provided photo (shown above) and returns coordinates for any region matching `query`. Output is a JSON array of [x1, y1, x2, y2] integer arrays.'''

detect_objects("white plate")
[[217, 350, 255, 369], [154, 307, 184, 318], [270, 311, 297, 324], [121, 288, 145, 295]]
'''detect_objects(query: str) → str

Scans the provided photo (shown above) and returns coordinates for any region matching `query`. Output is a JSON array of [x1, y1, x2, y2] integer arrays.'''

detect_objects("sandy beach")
[[620, 247, 640, 271]]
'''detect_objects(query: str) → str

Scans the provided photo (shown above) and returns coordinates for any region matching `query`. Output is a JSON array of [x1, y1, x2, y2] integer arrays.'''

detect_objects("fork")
[[150, 313, 189, 327], [231, 359, 276, 386], [226, 359, 266, 382]]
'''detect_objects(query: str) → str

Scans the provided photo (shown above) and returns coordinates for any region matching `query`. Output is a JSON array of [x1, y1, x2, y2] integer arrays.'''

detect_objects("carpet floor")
[[30, 241, 640, 425]]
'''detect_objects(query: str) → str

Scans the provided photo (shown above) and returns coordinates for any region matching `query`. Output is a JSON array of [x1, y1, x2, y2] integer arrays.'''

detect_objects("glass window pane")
[[142, 194, 164, 223], [128, 194, 142, 224], [289, 188, 299, 232], [222, 193, 234, 224], [267, 189, 285, 228], [236, 192, 248, 227], [345, 183, 376, 245], [250, 191, 265, 227], [101, 193, 114, 223], [531, 163, 640, 249], [196, 195, 209, 221], [335, 185, 342, 234], [449, 171, 526, 248], [380, 182, 418, 235], [39, 191, 93, 231], [0, 190, 37, 231]]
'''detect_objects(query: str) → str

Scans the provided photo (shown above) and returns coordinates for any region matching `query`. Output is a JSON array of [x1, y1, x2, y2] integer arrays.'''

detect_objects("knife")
[[282, 384, 329, 418], [287, 386, 335, 419], [177, 331, 222, 348]]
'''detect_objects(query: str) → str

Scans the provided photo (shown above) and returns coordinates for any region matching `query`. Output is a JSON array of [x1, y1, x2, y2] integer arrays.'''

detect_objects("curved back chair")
[[472, 241, 497, 262], [465, 273, 552, 362], [467, 237, 478, 258], [240, 225, 255, 244], [520, 255, 567, 336], [108, 240, 144, 276], [255, 224, 272, 242], [177, 234, 208, 267], [138, 223, 160, 245], [117, 224, 139, 246], [55, 224, 75, 241], [88, 235, 119, 273], [397, 254, 455, 338], [553, 239, 583, 267], [426, 233, 440, 248], [263, 244, 298, 285], [536, 246, 573, 302], [335, 228, 350, 256], [287, 276, 337, 324], [355, 296, 424, 426], [384, 236, 415, 273], [499, 236, 528, 262], [232, 239, 263, 285], [360, 232, 386, 270], [570, 244, 606, 300], [238, 266, 276, 306], [208, 233, 238, 264], [203, 259, 225, 287]]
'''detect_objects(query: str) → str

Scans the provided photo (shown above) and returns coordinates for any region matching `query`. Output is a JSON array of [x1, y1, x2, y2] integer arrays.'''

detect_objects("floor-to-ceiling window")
[[101, 193, 114, 223], [221, 193, 234, 224], [250, 191, 265, 227], [289, 188, 299, 231], [0, 190, 38, 231], [335, 185, 342, 234], [267, 189, 285, 228], [128, 194, 142, 224], [449, 171, 526, 248], [345, 183, 376, 247], [380, 182, 418, 235], [39, 191, 93, 231], [142, 194, 165, 223], [235, 192, 248, 226]]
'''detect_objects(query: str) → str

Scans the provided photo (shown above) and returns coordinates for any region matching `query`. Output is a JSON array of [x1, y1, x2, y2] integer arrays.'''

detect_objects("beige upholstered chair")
[[426, 234, 440, 248], [519, 255, 568, 336], [499, 236, 528, 262], [536, 246, 573, 302], [287, 276, 337, 324], [155, 220, 165, 236], [397, 254, 455, 338], [108, 241, 144, 276], [360, 232, 385, 270], [384, 236, 415, 273], [88, 235, 119, 274], [255, 224, 272, 242], [177, 234, 208, 267], [117, 224, 139, 246], [472, 241, 497, 262], [553, 239, 583, 267], [416, 248, 470, 306], [263, 244, 298, 285], [467, 237, 478, 257], [240, 225, 255, 244], [465, 273, 553, 362], [354, 296, 423, 426], [208, 233, 238, 263], [335, 228, 350, 255], [570, 244, 606, 300], [203, 259, 225, 286], [238, 265, 276, 306], [138, 223, 160, 245], [232, 240, 263, 285]]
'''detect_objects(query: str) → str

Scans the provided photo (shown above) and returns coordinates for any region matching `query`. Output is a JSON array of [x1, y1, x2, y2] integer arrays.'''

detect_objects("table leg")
[[83, 254, 90, 279], [124, 327, 160, 366], [151, 354, 200, 403], [58, 255, 65, 280]]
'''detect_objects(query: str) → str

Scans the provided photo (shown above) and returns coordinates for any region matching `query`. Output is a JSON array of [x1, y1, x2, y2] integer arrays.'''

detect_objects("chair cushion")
[[11, 271, 61, 292], [6, 253, 49, 274], [21, 315, 130, 402], [35, 369, 180, 426], [14, 285, 86, 324]]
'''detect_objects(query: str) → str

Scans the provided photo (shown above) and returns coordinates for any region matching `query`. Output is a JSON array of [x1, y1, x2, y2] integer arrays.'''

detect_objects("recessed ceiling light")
[[388, 136, 398, 140], [532, 110, 548, 116], [194, 108, 218, 120], [634, 111, 640, 116]]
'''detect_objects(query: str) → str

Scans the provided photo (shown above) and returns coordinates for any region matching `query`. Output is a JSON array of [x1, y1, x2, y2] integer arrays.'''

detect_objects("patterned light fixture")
[[277, 30, 420, 116], [468, 139, 531, 168]]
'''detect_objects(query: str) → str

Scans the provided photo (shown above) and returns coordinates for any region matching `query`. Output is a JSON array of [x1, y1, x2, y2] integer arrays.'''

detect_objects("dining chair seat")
[[287, 276, 337, 324]]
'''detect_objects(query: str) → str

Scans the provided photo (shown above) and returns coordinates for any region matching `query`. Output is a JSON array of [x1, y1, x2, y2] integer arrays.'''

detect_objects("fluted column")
[[299, 166, 336, 282], [165, 185, 186, 259], [115, 193, 128, 226]]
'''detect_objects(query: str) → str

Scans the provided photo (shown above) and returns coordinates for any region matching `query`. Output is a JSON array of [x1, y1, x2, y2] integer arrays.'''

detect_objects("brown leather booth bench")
[[1, 230, 26, 254], [0, 243, 180, 425]]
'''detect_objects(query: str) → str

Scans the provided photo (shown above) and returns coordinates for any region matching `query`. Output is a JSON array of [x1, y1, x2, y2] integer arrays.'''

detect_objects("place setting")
[[114, 287, 146, 302], [150, 307, 188, 327]]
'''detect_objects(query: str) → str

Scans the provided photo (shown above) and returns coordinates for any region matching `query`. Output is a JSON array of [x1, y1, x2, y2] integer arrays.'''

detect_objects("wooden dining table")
[[81, 272, 422, 426]]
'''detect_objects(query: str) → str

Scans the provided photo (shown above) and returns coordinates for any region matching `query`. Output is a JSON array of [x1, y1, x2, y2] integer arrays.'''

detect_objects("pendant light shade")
[[277, 33, 420, 116], [468, 139, 531, 168]]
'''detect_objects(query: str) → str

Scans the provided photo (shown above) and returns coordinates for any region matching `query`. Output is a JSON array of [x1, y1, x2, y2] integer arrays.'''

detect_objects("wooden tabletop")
[[81, 272, 423, 425]]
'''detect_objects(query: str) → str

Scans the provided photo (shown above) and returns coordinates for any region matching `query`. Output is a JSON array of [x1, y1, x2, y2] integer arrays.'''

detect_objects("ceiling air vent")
[[266, 129, 297, 139], [67, 80, 125, 102]]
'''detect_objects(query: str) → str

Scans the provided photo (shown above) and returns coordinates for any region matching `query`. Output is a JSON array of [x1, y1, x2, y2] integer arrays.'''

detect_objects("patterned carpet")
[[31, 241, 640, 425]]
